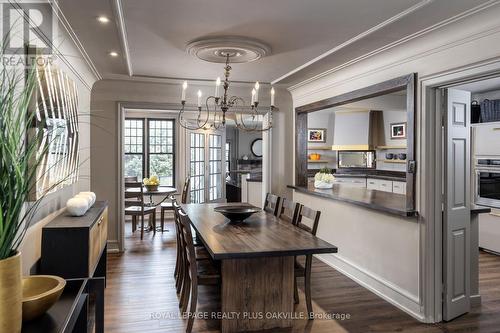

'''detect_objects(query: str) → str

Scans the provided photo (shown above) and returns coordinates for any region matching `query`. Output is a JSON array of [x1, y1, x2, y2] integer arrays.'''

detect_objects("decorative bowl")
[[22, 275, 66, 321], [385, 153, 394, 159], [145, 184, 159, 192], [214, 205, 261, 223], [398, 153, 407, 160], [309, 153, 321, 161]]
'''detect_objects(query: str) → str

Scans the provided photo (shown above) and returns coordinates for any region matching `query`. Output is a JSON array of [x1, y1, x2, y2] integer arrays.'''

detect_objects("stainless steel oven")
[[475, 159, 500, 208], [337, 151, 376, 169]]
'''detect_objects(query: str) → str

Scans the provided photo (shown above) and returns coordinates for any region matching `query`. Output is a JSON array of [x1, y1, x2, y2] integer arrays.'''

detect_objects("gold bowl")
[[22, 275, 66, 321]]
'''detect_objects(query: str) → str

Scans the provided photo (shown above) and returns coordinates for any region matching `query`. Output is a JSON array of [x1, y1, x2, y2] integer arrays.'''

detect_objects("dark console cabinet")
[[41, 201, 108, 280]]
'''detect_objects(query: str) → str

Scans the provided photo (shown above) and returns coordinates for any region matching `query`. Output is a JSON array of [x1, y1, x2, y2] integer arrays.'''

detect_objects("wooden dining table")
[[181, 203, 338, 333]]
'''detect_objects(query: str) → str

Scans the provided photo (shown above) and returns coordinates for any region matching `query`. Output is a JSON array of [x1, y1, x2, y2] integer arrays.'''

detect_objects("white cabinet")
[[473, 122, 500, 157], [479, 209, 500, 253], [392, 181, 407, 195], [333, 177, 367, 188], [367, 178, 406, 195]]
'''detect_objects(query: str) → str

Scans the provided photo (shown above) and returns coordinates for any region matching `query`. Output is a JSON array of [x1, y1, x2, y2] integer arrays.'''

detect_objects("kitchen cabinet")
[[333, 177, 366, 188], [479, 208, 500, 253], [367, 178, 406, 195], [392, 181, 407, 195], [473, 122, 500, 157]]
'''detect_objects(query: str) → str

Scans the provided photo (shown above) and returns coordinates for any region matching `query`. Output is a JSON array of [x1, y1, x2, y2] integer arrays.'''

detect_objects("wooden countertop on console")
[[288, 184, 417, 217]]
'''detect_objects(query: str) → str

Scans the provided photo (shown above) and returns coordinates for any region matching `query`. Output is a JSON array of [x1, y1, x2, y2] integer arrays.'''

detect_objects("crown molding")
[[271, 0, 434, 85], [48, 0, 102, 81], [286, 0, 500, 92], [112, 0, 133, 76]]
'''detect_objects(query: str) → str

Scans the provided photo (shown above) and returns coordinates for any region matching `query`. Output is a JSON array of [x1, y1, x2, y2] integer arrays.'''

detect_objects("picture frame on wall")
[[307, 128, 326, 142], [390, 122, 407, 139]]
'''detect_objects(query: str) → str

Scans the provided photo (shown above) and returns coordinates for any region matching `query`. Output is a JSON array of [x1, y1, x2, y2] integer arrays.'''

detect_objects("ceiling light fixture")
[[97, 16, 110, 24], [179, 37, 275, 132], [109, 51, 119, 57]]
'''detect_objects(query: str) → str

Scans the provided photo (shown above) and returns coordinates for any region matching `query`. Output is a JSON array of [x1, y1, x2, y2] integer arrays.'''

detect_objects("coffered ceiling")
[[57, 0, 493, 85]]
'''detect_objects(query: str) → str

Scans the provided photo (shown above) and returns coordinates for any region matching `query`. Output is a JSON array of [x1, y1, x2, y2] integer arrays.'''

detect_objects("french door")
[[187, 129, 226, 203]]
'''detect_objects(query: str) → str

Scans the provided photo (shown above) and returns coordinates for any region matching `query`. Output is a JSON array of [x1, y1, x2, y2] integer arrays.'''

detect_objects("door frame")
[[421, 58, 500, 322]]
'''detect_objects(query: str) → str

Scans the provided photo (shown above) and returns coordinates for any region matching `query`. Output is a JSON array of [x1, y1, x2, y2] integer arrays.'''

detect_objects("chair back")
[[263, 193, 281, 216], [181, 177, 191, 204], [278, 198, 300, 224], [125, 176, 138, 182], [178, 210, 197, 280], [124, 182, 145, 211], [296, 205, 321, 236]]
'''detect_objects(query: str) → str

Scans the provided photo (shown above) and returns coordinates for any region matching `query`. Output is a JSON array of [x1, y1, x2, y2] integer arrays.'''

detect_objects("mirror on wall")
[[251, 138, 263, 157]]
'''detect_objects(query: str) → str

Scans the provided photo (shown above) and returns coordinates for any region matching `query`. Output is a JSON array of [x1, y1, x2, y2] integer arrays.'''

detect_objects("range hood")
[[331, 110, 383, 151]]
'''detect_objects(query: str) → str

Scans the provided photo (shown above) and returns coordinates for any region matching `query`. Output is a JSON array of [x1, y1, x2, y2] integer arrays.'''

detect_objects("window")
[[124, 118, 176, 186], [225, 142, 230, 173], [189, 133, 205, 203], [209, 134, 222, 201]]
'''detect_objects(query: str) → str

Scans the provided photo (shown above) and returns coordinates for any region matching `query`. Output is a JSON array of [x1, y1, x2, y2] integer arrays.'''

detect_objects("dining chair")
[[177, 209, 220, 333], [263, 193, 281, 216], [172, 201, 210, 296], [160, 177, 190, 231], [278, 198, 300, 224], [124, 181, 156, 240], [293, 204, 321, 319], [124, 176, 138, 182]]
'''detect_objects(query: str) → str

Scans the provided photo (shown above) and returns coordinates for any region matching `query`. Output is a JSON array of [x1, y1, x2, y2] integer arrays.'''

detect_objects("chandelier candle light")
[[178, 53, 276, 131]]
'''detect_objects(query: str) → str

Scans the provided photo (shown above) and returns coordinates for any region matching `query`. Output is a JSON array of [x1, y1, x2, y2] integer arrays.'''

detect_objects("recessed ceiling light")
[[109, 51, 119, 57], [97, 16, 110, 24]]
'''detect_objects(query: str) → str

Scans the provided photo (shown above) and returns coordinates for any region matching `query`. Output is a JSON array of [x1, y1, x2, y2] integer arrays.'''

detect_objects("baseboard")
[[470, 294, 482, 307], [107, 240, 120, 253], [316, 253, 425, 322]]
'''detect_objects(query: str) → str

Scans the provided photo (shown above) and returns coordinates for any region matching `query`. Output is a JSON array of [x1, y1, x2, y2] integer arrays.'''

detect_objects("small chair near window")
[[160, 177, 190, 231], [263, 193, 281, 216], [293, 205, 321, 319], [124, 176, 138, 182], [124, 181, 157, 240]]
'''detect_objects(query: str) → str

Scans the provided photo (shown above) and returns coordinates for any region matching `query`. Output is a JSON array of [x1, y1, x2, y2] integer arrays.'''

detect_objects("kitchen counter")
[[288, 183, 416, 217]]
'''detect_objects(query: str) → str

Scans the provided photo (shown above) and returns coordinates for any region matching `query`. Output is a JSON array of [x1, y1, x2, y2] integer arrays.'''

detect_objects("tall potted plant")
[[0, 50, 62, 331]]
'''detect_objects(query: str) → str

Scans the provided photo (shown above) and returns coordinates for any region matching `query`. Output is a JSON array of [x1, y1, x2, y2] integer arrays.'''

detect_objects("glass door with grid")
[[188, 130, 225, 203]]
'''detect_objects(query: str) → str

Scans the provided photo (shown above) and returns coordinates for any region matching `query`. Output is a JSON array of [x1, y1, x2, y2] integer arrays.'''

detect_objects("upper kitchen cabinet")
[[473, 122, 500, 157]]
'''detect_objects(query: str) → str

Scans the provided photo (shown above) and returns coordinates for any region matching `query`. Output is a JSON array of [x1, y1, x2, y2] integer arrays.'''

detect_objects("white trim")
[[113, 0, 133, 76], [286, 0, 500, 91], [107, 240, 120, 253], [316, 253, 425, 321], [272, 0, 434, 85]]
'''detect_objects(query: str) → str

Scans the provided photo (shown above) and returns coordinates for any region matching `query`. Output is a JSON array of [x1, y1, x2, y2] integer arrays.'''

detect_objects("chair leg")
[[176, 254, 183, 294], [131, 215, 137, 232], [305, 255, 313, 320], [294, 276, 299, 304], [161, 208, 165, 232], [140, 215, 144, 240], [152, 212, 157, 235], [180, 273, 190, 312], [186, 279, 198, 333]]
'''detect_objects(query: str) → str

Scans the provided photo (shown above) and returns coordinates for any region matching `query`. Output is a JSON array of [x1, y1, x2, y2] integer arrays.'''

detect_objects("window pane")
[[124, 154, 143, 179], [149, 154, 174, 186], [148, 119, 175, 186]]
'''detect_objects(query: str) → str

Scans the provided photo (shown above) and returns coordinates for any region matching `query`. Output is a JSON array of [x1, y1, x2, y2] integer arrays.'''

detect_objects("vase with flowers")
[[314, 167, 335, 189]]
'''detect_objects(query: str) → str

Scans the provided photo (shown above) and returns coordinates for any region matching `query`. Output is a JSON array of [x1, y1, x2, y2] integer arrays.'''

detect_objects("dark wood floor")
[[105, 218, 500, 333]]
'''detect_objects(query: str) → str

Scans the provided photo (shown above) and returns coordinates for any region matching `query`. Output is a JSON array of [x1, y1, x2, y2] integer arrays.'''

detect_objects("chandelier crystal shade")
[[178, 53, 276, 132]]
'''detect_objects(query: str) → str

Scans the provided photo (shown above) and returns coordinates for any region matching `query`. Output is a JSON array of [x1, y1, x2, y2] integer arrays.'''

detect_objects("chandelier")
[[178, 53, 276, 132]]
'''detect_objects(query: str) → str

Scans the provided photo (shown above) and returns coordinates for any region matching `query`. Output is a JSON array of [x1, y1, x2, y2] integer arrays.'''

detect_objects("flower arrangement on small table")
[[314, 167, 335, 189], [143, 175, 160, 192]]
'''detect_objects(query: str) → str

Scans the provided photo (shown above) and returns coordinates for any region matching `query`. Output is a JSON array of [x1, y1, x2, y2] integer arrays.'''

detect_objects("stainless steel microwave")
[[337, 151, 376, 169], [475, 159, 500, 208]]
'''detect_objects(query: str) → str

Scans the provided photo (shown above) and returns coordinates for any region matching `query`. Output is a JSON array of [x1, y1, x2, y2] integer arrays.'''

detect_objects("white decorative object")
[[79, 191, 96, 206], [66, 198, 89, 216], [74, 194, 93, 208], [314, 171, 334, 189]]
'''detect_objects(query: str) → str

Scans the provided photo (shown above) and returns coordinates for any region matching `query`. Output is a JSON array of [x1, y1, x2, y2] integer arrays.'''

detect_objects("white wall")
[[307, 109, 336, 169], [288, 4, 500, 322]]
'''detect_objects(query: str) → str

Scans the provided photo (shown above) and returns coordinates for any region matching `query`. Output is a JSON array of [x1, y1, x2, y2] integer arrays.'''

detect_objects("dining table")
[[126, 186, 176, 231], [181, 202, 338, 333]]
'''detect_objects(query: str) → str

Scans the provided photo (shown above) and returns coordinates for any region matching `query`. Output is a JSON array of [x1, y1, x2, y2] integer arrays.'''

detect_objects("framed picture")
[[390, 122, 407, 139], [308, 128, 326, 142]]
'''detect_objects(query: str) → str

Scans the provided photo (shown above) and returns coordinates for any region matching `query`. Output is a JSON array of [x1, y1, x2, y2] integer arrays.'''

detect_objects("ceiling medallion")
[[178, 37, 275, 132], [186, 36, 271, 63]]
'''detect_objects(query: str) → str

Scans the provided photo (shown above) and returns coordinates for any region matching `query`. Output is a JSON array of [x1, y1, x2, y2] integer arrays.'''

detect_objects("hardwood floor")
[[105, 218, 500, 333]]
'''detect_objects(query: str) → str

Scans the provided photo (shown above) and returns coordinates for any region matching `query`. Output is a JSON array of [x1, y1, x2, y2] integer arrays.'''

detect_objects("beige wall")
[[289, 4, 500, 322], [90, 79, 293, 250]]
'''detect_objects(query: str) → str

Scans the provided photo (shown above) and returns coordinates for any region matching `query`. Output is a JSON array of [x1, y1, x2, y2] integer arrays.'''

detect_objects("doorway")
[[426, 69, 500, 322]]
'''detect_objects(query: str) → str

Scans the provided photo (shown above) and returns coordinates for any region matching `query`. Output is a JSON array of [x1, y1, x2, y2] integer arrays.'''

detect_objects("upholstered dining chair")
[[160, 177, 190, 231], [177, 209, 220, 333], [124, 181, 156, 240], [263, 193, 281, 216], [293, 204, 321, 319]]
